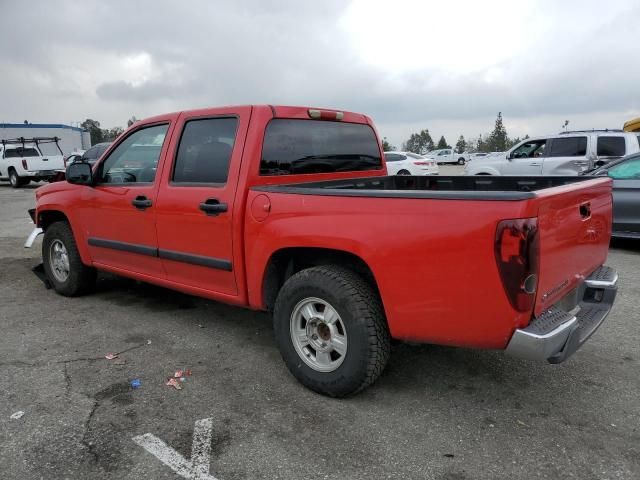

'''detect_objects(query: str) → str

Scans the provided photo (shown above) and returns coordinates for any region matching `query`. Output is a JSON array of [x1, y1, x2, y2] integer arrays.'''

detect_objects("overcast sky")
[[1, 0, 639, 148]]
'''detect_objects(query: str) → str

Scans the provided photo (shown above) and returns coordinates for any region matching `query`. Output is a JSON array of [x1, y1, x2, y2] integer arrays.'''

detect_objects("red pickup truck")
[[28, 105, 618, 397]]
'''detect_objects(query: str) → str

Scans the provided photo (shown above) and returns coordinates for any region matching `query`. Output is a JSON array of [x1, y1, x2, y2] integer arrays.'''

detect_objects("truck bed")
[[253, 175, 595, 200]]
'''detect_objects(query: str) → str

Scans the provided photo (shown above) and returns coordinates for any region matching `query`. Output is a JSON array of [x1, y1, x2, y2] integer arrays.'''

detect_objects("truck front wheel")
[[42, 221, 96, 296], [273, 265, 390, 397]]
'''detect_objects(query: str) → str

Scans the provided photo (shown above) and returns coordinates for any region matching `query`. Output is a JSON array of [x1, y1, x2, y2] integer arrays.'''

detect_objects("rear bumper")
[[505, 265, 618, 363]]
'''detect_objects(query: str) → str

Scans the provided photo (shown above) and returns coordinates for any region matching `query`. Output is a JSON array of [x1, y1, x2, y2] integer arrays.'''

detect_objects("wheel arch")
[[261, 247, 382, 313], [37, 208, 93, 265]]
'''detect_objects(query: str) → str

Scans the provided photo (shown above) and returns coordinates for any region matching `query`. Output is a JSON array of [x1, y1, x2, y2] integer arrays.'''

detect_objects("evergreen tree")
[[436, 136, 449, 149], [487, 112, 509, 152], [404, 129, 435, 154], [455, 135, 467, 153], [381, 137, 395, 151]]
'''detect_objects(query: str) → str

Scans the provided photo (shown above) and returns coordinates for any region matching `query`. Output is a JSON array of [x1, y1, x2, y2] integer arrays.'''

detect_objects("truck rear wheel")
[[457, 157, 466, 165], [8, 169, 29, 188], [42, 221, 96, 296], [273, 265, 390, 397]]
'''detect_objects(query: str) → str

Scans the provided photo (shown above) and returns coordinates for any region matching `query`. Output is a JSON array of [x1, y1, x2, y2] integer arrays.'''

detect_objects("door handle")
[[529, 162, 541, 166], [131, 195, 152, 210], [199, 198, 228, 216]]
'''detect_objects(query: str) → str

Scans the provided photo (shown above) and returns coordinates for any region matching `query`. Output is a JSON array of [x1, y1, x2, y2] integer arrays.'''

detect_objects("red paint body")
[[34, 105, 613, 350]]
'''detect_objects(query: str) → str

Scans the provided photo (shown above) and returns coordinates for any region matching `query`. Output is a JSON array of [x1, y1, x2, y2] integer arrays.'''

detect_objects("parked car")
[[0, 137, 65, 187], [384, 151, 438, 175], [26, 105, 618, 397], [465, 130, 640, 176], [63, 152, 84, 168], [584, 153, 640, 238], [425, 148, 469, 165], [80, 142, 111, 165]]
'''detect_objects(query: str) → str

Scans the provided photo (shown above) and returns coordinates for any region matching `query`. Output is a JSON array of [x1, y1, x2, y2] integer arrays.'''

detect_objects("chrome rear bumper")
[[505, 265, 618, 363]]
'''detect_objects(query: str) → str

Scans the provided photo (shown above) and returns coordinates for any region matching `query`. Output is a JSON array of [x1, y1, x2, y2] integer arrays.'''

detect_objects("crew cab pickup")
[[27, 105, 619, 397], [1, 137, 65, 187], [425, 148, 469, 165]]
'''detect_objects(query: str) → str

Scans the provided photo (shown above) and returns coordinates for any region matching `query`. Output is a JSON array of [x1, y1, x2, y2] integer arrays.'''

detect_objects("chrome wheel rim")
[[290, 297, 348, 372], [9, 173, 17, 186], [49, 239, 70, 282]]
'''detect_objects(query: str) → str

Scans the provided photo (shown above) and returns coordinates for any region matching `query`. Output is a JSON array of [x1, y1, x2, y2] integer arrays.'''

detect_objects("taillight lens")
[[495, 218, 539, 312], [413, 161, 429, 165], [22, 159, 28, 170]]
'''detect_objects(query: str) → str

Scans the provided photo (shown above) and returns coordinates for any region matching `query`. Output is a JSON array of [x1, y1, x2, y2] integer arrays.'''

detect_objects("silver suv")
[[465, 130, 640, 175]]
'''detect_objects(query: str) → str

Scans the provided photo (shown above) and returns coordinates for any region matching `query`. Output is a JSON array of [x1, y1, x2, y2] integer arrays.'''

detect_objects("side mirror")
[[506, 153, 512, 161], [66, 162, 93, 186]]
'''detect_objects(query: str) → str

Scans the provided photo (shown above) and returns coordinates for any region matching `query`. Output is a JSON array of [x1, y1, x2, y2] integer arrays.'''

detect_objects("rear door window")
[[172, 117, 238, 184], [261, 119, 382, 176], [548, 137, 587, 157], [384, 153, 404, 162], [4, 147, 40, 158], [597, 136, 626, 157]]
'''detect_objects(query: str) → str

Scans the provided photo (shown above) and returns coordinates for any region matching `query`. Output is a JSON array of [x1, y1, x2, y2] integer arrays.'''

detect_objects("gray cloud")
[[1, 0, 639, 146]]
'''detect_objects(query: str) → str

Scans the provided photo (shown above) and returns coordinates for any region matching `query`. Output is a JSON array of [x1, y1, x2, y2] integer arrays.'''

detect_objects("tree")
[[455, 135, 467, 153], [436, 136, 449, 149], [403, 129, 434, 154], [81, 119, 104, 145], [381, 137, 395, 152], [103, 126, 124, 141], [486, 112, 509, 152]]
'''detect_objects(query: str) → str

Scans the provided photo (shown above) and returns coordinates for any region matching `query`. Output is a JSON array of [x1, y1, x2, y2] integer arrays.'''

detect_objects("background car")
[[79, 142, 111, 165], [384, 151, 439, 175], [63, 152, 84, 168], [465, 130, 640, 176], [586, 153, 640, 238]]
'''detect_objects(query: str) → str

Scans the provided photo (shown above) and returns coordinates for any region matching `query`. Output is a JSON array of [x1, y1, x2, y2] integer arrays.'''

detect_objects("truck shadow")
[[610, 237, 640, 253]]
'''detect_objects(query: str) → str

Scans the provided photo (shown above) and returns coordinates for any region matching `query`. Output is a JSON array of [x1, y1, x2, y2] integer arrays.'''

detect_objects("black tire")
[[397, 169, 411, 176], [273, 265, 390, 397], [8, 169, 28, 188], [457, 158, 466, 165], [42, 221, 96, 296]]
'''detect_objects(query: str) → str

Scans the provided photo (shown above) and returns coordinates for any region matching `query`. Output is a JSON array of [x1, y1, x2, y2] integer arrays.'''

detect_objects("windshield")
[[4, 147, 40, 158], [261, 119, 382, 175]]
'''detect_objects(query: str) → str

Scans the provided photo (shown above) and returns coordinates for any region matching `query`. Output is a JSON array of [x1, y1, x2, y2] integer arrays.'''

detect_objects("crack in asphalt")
[[81, 400, 100, 464]]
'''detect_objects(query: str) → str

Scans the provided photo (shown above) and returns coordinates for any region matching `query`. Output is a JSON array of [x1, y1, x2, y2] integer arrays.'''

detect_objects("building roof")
[[0, 123, 87, 133]]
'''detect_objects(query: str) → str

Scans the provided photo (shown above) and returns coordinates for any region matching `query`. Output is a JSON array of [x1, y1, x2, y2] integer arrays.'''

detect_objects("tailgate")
[[534, 177, 612, 317], [28, 154, 64, 171]]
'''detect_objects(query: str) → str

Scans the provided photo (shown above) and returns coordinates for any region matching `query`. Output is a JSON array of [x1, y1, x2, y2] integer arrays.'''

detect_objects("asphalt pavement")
[[0, 177, 638, 480]]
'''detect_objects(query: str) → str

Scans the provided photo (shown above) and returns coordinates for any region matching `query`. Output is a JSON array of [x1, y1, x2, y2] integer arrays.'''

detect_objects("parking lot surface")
[[1, 179, 639, 480]]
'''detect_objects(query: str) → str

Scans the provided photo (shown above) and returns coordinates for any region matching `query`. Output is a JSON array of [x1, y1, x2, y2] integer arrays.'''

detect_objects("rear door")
[[154, 107, 251, 297], [80, 120, 174, 277], [605, 156, 640, 233], [543, 135, 589, 175]]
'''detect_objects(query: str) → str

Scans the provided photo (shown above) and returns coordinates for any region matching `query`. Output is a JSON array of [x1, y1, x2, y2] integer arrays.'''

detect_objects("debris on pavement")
[[113, 358, 126, 366], [130, 379, 142, 389], [10, 411, 25, 420], [105, 353, 118, 360], [166, 378, 182, 390], [146, 339, 152, 345]]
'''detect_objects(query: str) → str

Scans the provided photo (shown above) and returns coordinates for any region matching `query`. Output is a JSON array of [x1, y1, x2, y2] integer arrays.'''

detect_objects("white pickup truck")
[[425, 148, 469, 165], [0, 138, 65, 188]]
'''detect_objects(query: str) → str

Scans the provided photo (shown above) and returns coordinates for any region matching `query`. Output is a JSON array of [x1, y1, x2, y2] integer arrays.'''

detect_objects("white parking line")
[[133, 417, 218, 480]]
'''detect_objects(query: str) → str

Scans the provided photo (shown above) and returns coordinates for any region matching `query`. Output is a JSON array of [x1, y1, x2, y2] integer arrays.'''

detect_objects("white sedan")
[[384, 151, 439, 175]]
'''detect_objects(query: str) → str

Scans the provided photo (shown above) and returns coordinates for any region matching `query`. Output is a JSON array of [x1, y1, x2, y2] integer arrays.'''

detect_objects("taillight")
[[22, 159, 28, 170], [63, 157, 68, 168], [494, 218, 539, 312], [413, 161, 429, 165]]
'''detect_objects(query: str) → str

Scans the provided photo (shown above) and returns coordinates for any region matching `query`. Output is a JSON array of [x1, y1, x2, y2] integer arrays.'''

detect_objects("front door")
[[81, 121, 174, 277], [154, 107, 251, 297], [502, 139, 546, 175]]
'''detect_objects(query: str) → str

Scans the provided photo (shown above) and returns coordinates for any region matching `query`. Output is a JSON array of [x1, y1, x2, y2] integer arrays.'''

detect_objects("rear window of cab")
[[260, 119, 382, 176]]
